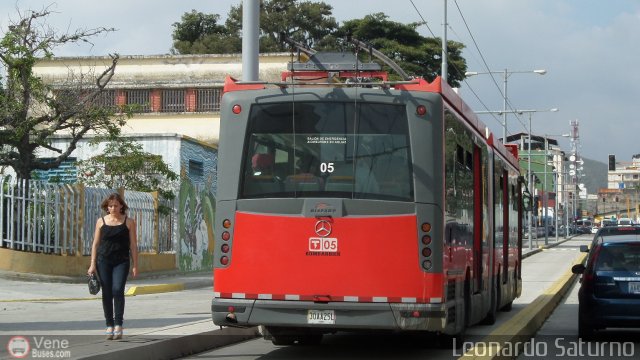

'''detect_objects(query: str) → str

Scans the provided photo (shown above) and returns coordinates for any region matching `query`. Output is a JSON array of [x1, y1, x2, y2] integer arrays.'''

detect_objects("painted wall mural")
[[178, 180, 216, 272], [177, 139, 217, 272]]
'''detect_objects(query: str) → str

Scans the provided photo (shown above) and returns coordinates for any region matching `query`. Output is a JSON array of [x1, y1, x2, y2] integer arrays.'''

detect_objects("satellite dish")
[[569, 155, 576, 162], [569, 170, 576, 176]]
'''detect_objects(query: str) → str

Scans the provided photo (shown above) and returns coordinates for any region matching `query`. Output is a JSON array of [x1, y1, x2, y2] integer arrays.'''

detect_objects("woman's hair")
[[100, 193, 129, 214]]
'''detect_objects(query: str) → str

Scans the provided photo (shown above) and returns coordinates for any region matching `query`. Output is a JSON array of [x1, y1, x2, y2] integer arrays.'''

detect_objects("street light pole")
[[465, 69, 547, 142], [474, 107, 558, 249], [502, 69, 508, 141], [544, 137, 549, 245]]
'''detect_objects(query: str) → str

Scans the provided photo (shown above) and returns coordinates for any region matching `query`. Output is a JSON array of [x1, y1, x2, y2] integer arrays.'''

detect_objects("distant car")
[[576, 226, 592, 234], [618, 218, 634, 226], [591, 226, 599, 234], [572, 225, 640, 339]]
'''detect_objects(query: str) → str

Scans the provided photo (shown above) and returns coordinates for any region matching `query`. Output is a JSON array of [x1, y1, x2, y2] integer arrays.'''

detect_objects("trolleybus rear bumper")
[[212, 298, 454, 333]]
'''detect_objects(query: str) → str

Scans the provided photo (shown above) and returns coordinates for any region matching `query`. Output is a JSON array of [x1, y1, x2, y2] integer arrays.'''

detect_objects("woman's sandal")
[[113, 326, 123, 340], [105, 327, 114, 340]]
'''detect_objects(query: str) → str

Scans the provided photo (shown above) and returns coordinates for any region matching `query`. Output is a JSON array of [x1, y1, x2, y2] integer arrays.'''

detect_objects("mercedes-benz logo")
[[315, 220, 332, 237]]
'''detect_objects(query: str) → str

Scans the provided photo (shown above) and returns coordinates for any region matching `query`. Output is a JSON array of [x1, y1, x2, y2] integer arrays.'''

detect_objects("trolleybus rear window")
[[241, 101, 413, 201]]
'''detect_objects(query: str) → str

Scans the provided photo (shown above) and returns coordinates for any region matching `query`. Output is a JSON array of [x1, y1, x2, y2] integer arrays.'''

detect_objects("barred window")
[[189, 160, 204, 177], [161, 89, 185, 113], [93, 90, 117, 110], [126, 90, 150, 113], [196, 88, 222, 112], [32, 157, 77, 183]]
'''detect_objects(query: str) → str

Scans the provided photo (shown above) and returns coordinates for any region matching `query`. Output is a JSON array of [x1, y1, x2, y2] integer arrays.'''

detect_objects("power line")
[[452, 0, 528, 135], [408, 0, 503, 127]]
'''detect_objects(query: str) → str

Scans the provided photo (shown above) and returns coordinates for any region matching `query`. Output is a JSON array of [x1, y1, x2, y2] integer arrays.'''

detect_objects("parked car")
[[576, 226, 592, 234], [572, 225, 640, 339]]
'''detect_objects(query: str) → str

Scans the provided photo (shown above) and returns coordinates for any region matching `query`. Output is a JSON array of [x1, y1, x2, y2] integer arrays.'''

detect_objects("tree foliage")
[[170, 3, 466, 86], [0, 8, 126, 180], [334, 13, 467, 86], [172, 0, 338, 54], [171, 10, 240, 54], [76, 136, 179, 201]]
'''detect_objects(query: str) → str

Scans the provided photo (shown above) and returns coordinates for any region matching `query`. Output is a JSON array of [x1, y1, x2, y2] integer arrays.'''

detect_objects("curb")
[[459, 251, 588, 360], [126, 283, 185, 296], [521, 235, 577, 259], [78, 326, 261, 360]]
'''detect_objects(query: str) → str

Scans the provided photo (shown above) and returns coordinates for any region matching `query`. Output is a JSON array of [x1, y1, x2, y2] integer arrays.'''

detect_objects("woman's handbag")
[[88, 273, 101, 295]]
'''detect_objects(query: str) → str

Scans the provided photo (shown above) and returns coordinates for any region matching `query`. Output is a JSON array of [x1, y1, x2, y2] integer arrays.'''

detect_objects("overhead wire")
[[408, 0, 504, 129], [452, 0, 529, 136]]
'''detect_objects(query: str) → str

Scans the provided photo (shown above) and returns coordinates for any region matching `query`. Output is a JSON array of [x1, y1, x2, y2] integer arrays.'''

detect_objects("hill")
[[581, 157, 607, 194]]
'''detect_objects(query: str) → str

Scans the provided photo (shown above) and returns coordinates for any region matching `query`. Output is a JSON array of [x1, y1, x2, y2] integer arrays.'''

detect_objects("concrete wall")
[[0, 248, 175, 277], [34, 53, 290, 88]]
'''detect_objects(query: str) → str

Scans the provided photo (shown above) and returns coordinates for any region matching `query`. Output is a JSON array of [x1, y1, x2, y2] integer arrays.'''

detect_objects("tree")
[[76, 136, 179, 203], [171, 10, 240, 54], [334, 13, 467, 86], [171, 5, 466, 87], [0, 8, 126, 180], [171, 0, 338, 54]]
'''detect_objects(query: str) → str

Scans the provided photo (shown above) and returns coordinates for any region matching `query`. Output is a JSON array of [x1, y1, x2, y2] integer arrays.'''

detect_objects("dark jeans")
[[96, 259, 130, 327]]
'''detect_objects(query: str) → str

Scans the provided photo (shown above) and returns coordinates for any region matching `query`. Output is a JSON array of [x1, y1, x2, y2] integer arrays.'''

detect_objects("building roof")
[[505, 132, 559, 145]]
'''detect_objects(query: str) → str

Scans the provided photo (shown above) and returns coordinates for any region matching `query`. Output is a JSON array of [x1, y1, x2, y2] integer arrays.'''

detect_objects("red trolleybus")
[[212, 51, 525, 345]]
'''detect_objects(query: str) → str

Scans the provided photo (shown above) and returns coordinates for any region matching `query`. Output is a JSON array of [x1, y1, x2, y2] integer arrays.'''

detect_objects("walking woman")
[[87, 193, 138, 340]]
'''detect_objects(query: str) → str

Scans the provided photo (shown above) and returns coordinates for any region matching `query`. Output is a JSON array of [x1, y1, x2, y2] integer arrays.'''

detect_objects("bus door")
[[473, 145, 483, 293]]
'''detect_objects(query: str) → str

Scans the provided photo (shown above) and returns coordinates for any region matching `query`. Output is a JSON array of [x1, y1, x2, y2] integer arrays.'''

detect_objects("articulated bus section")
[[211, 65, 524, 344]]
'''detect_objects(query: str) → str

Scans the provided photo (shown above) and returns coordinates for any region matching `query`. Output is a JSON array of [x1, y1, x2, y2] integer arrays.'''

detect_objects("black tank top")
[[98, 216, 130, 263]]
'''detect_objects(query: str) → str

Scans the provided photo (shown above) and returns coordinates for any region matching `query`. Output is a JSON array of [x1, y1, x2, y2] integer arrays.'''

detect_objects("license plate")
[[629, 282, 640, 294], [307, 310, 335, 324]]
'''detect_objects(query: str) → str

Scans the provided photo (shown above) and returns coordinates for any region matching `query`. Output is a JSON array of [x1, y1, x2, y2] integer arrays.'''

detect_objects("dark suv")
[[572, 225, 640, 339]]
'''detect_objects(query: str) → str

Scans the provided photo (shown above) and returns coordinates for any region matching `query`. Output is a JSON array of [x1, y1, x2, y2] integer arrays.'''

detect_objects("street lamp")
[[541, 133, 570, 244], [516, 108, 559, 249], [472, 107, 559, 248], [466, 69, 547, 142]]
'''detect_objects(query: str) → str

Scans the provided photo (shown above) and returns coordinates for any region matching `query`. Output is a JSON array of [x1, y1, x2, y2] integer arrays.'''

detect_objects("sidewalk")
[[0, 268, 257, 360], [0, 270, 212, 302]]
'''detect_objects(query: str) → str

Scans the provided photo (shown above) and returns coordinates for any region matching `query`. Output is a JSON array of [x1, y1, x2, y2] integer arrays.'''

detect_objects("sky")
[[1, 0, 639, 163]]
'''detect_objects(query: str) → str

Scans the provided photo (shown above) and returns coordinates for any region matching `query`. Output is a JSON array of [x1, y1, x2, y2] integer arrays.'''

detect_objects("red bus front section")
[[214, 212, 443, 303]]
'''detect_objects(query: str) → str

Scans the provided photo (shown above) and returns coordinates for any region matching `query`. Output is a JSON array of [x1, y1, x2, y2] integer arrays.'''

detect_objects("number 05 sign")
[[308, 237, 338, 252]]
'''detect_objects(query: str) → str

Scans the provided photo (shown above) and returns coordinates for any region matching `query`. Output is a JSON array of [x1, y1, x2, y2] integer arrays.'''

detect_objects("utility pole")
[[441, 0, 448, 83], [242, 0, 259, 81]]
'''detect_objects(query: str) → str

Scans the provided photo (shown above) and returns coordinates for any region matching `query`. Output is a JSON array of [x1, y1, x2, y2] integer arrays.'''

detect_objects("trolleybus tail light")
[[220, 256, 229, 265], [421, 222, 431, 232], [416, 105, 427, 116], [221, 244, 230, 253], [222, 231, 230, 241], [223, 219, 232, 229], [422, 248, 432, 257], [232, 104, 242, 114], [422, 235, 432, 245]]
